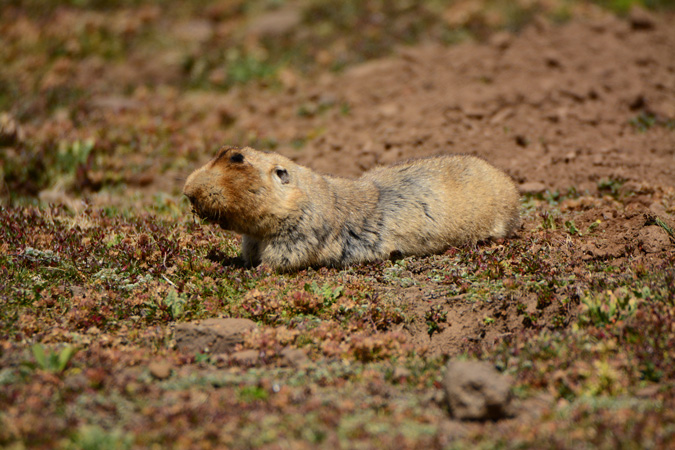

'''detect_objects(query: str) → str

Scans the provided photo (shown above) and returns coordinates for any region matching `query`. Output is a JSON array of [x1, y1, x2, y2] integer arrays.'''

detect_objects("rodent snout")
[[183, 183, 199, 205]]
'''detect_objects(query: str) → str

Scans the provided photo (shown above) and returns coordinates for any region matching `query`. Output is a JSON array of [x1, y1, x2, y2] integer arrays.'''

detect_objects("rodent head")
[[183, 146, 304, 237]]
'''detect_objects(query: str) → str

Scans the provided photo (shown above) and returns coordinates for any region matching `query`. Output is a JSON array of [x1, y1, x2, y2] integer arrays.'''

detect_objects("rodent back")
[[362, 155, 519, 250]]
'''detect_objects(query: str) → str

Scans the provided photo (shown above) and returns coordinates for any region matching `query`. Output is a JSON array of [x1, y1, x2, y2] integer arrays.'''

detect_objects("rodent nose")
[[184, 192, 196, 205]]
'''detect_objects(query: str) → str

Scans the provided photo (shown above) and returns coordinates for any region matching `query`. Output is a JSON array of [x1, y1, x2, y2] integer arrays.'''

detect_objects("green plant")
[[565, 220, 580, 236], [587, 219, 601, 233], [141, 287, 188, 321], [27, 344, 78, 373], [579, 290, 638, 327], [591, 0, 642, 14], [50, 139, 95, 183], [60, 424, 133, 450], [305, 282, 344, 306], [522, 311, 538, 327], [540, 211, 557, 230], [544, 190, 561, 205], [194, 353, 211, 364], [238, 385, 269, 403], [653, 217, 675, 242], [425, 304, 448, 337], [629, 112, 657, 132], [598, 177, 624, 197], [291, 137, 307, 149], [163, 288, 187, 319], [340, 103, 351, 116], [297, 99, 334, 118], [226, 50, 280, 86]]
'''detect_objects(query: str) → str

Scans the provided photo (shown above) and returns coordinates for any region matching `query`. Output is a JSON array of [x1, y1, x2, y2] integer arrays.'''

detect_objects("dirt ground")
[[2, 2, 675, 448], [253, 11, 675, 192], [184, 9, 675, 356]]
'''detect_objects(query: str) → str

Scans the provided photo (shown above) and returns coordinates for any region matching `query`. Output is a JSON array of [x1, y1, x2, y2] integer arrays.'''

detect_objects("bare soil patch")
[[241, 11, 675, 194]]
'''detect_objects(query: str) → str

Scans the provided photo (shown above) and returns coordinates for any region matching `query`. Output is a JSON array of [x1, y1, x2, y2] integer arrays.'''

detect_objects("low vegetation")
[[1, 0, 674, 448]]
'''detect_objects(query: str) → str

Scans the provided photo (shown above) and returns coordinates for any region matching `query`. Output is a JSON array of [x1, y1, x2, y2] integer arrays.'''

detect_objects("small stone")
[[543, 50, 561, 68], [65, 372, 90, 391], [465, 109, 487, 119], [277, 68, 299, 92], [230, 350, 259, 366], [207, 68, 227, 86], [545, 106, 569, 123], [531, 15, 551, 34], [148, 361, 172, 380], [629, 6, 656, 30], [638, 225, 671, 253], [443, 360, 513, 421], [247, 7, 301, 37], [0, 112, 25, 146], [635, 384, 660, 398], [489, 31, 512, 50], [515, 134, 529, 147], [629, 93, 646, 110], [211, 353, 230, 368], [174, 19, 213, 43], [174, 318, 257, 355], [392, 366, 412, 380], [490, 108, 513, 124], [518, 182, 547, 195], [280, 347, 309, 368], [378, 103, 399, 118], [89, 96, 142, 113]]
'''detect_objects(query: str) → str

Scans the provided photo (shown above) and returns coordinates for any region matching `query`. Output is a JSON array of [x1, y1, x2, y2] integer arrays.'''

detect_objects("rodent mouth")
[[190, 206, 229, 230]]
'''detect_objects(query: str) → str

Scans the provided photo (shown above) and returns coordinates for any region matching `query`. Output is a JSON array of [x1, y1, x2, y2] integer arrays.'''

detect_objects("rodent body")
[[183, 146, 520, 271]]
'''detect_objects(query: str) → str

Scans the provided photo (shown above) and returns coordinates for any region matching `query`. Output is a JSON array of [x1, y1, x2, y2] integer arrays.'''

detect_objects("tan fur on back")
[[184, 146, 520, 270]]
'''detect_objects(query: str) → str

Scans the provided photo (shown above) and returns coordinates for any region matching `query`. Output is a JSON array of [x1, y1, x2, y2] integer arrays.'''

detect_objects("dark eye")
[[275, 168, 289, 184], [229, 153, 244, 163]]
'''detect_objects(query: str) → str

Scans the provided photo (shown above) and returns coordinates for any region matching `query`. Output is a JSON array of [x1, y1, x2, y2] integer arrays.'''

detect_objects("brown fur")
[[183, 146, 520, 271]]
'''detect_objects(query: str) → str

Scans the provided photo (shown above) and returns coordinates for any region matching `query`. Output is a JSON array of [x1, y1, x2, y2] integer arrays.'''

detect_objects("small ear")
[[229, 152, 244, 163], [275, 168, 290, 184]]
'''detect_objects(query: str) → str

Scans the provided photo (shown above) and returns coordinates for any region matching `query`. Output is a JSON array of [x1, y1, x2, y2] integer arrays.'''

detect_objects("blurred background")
[[1, 0, 673, 209]]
